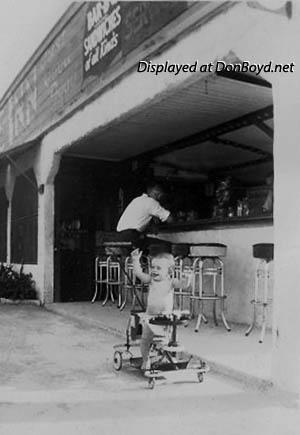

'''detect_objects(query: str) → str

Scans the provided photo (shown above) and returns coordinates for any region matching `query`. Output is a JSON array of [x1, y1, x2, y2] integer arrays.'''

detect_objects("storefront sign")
[[83, 1, 122, 76], [37, 26, 82, 121], [0, 10, 84, 153], [82, 1, 188, 78], [0, 2, 190, 153], [8, 67, 37, 143], [121, 1, 188, 56]]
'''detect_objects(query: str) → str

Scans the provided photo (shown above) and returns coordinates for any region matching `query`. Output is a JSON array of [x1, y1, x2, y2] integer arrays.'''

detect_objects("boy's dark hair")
[[146, 180, 164, 193]]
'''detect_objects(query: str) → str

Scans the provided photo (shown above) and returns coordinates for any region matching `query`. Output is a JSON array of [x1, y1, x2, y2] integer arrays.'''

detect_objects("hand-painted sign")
[[121, 1, 188, 56], [0, 2, 191, 154], [0, 10, 84, 152], [8, 67, 38, 143], [83, 1, 122, 76], [82, 1, 188, 78]]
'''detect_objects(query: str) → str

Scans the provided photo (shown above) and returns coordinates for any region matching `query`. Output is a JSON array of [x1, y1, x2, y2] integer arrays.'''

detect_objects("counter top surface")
[[159, 215, 273, 232]]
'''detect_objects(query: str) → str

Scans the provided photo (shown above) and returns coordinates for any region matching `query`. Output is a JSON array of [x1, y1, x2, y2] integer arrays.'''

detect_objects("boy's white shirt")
[[117, 193, 170, 232]]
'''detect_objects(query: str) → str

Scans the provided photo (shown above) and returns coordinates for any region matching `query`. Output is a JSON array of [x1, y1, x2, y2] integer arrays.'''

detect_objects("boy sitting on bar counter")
[[116, 181, 173, 252]]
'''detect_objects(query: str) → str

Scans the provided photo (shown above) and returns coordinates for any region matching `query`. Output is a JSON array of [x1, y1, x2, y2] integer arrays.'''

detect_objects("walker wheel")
[[113, 351, 123, 371], [148, 378, 155, 390], [197, 372, 204, 383]]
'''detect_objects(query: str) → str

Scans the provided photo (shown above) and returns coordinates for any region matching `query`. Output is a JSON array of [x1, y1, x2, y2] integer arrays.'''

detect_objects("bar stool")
[[106, 256, 123, 307], [120, 255, 135, 311], [119, 254, 150, 311], [101, 242, 132, 308], [171, 244, 192, 311], [91, 255, 108, 303], [189, 243, 231, 332], [245, 243, 274, 343]]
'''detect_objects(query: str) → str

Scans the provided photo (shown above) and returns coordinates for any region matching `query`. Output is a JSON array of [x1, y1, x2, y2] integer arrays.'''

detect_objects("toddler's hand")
[[182, 268, 192, 286], [182, 268, 192, 278], [131, 248, 142, 260]]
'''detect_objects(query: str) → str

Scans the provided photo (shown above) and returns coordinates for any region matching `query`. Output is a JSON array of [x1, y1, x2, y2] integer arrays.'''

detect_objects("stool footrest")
[[250, 299, 273, 305], [190, 295, 226, 300], [107, 281, 124, 285]]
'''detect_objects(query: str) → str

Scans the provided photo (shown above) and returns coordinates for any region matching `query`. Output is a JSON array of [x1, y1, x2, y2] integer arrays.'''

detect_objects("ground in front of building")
[[0, 305, 299, 435]]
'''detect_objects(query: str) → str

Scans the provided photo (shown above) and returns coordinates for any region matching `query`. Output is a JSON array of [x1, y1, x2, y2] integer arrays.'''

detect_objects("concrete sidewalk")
[[45, 301, 273, 390]]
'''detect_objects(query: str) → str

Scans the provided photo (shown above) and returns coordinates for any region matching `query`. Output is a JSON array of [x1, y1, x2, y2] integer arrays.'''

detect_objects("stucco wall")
[[0, 145, 59, 303], [158, 223, 273, 326], [1, 1, 299, 393]]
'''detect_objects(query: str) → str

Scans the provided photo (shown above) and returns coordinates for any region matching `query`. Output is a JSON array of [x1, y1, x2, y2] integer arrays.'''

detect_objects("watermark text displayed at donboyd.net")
[[137, 60, 295, 76]]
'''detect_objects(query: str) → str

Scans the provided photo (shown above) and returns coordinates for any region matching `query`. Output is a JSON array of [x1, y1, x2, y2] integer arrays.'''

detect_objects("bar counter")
[[154, 214, 274, 326], [159, 214, 273, 232]]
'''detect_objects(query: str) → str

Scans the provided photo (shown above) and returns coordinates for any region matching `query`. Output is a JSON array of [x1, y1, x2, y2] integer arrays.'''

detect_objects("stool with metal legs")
[[119, 255, 150, 311], [103, 256, 124, 307], [100, 241, 150, 309], [189, 244, 231, 332], [101, 242, 131, 308], [174, 256, 185, 310], [119, 255, 135, 311], [91, 256, 108, 303], [245, 243, 274, 343], [137, 255, 151, 308], [171, 244, 192, 311], [120, 256, 144, 311], [174, 257, 192, 312]]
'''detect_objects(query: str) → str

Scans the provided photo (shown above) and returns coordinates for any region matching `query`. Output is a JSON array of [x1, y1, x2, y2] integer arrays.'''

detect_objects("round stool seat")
[[148, 240, 172, 256], [189, 243, 230, 332], [190, 243, 227, 257], [171, 243, 190, 257], [103, 241, 132, 256], [253, 243, 274, 261], [96, 246, 107, 256]]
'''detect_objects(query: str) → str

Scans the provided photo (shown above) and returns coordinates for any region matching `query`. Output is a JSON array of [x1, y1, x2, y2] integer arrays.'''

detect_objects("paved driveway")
[[0, 304, 118, 391], [0, 305, 299, 435]]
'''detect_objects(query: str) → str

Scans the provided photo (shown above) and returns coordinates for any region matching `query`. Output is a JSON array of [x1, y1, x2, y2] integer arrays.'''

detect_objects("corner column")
[[271, 72, 300, 394], [34, 148, 61, 304], [4, 164, 16, 264]]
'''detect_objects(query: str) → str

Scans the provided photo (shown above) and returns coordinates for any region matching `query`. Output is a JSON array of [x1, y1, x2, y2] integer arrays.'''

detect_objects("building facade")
[[0, 1, 299, 394]]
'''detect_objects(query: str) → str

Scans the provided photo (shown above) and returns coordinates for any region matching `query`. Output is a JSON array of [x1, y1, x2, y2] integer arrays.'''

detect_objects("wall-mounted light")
[[38, 184, 45, 194]]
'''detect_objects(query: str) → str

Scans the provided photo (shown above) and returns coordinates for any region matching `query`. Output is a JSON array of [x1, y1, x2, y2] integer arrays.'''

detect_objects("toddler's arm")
[[172, 268, 192, 290], [131, 249, 151, 284]]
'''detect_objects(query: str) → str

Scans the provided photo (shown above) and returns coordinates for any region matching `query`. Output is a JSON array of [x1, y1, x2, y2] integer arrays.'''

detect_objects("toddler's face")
[[150, 258, 171, 282]]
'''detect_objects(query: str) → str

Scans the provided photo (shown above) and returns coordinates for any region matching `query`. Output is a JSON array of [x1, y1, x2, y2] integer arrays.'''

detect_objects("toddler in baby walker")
[[131, 248, 192, 371]]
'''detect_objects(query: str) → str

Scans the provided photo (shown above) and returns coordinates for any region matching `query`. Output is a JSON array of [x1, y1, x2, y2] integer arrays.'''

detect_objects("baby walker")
[[113, 283, 209, 389]]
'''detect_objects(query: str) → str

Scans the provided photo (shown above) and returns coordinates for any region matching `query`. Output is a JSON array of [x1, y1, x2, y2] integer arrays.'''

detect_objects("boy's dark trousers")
[[116, 229, 171, 255]]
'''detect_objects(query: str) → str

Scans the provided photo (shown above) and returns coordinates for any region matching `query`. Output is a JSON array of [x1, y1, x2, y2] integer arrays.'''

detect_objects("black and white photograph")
[[0, 1, 299, 433]]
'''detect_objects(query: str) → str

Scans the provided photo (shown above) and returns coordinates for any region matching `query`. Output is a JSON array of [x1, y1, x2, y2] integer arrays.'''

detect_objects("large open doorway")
[[53, 61, 274, 322], [53, 155, 157, 302]]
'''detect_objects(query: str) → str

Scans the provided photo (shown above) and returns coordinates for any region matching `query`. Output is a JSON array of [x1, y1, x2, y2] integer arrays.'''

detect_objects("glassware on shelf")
[[237, 200, 243, 217], [242, 197, 249, 216], [227, 207, 234, 218]]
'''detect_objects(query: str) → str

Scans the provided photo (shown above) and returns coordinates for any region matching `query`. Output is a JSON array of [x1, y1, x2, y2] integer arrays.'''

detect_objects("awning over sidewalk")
[[64, 69, 273, 185]]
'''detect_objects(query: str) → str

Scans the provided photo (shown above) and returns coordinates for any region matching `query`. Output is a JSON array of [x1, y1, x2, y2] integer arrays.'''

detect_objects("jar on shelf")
[[237, 200, 243, 217], [227, 207, 234, 218], [242, 197, 250, 216]]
